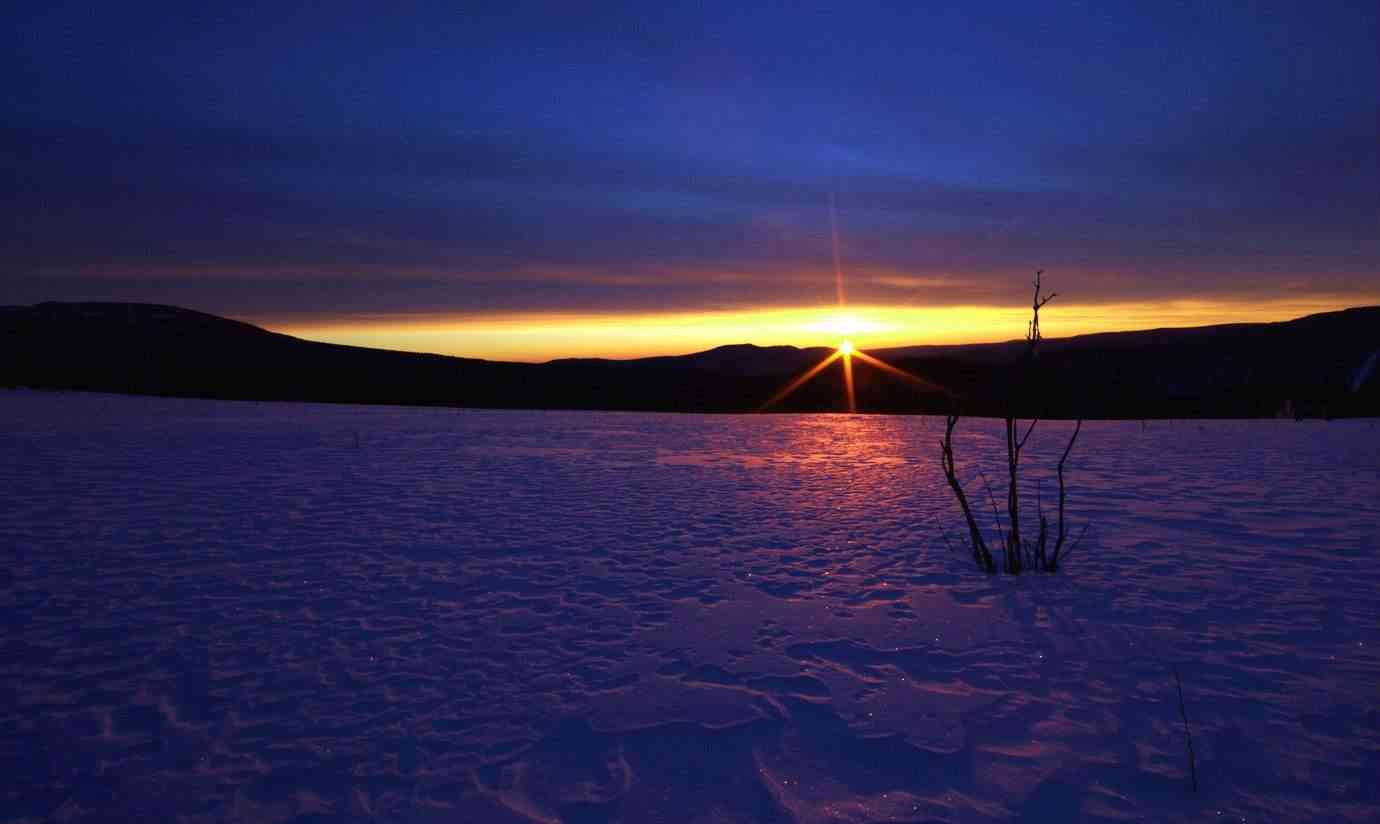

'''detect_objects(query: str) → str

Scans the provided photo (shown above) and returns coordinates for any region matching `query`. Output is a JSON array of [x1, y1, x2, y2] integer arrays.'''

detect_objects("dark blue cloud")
[[3, 1, 1376, 318]]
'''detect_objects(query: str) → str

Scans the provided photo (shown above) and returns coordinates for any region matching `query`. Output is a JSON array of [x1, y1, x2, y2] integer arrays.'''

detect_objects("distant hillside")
[[2, 302, 1378, 418]]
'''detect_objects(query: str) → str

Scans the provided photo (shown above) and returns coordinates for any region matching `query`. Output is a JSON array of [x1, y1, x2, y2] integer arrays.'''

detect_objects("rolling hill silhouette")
[[3, 302, 1378, 418]]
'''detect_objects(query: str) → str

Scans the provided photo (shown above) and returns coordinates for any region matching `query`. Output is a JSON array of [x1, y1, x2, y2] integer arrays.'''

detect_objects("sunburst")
[[761, 196, 947, 413], [758, 339, 949, 413]]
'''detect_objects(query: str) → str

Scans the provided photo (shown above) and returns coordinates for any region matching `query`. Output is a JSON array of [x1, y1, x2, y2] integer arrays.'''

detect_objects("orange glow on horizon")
[[262, 296, 1378, 363]]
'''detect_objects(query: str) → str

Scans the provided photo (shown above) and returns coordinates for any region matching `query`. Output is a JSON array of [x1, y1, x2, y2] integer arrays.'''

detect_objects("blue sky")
[[3, 1, 1376, 352]]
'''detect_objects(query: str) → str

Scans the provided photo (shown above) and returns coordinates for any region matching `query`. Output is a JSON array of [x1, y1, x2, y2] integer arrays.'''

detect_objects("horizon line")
[[258, 297, 1380, 363]]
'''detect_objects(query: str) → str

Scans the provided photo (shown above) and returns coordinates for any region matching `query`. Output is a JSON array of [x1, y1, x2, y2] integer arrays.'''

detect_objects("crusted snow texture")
[[1, 390, 1378, 823]]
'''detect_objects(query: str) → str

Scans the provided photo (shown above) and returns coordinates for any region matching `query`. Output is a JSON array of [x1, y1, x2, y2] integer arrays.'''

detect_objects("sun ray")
[[759, 339, 958, 413], [852, 350, 954, 396], [829, 190, 846, 308], [759, 350, 841, 411], [842, 349, 856, 412]]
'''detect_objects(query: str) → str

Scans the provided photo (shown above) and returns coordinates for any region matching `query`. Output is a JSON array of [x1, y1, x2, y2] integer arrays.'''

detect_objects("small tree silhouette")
[[940, 271, 1084, 573]]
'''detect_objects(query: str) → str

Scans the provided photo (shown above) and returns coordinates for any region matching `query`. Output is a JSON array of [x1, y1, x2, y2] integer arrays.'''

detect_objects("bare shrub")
[[939, 271, 1085, 573]]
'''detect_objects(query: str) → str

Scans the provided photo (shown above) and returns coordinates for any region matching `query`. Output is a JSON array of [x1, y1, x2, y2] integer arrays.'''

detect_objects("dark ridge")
[[2, 302, 1377, 418]]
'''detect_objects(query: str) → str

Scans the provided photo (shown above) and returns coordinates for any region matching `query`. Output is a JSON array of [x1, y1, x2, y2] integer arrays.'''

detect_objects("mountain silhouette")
[[3, 302, 1378, 418]]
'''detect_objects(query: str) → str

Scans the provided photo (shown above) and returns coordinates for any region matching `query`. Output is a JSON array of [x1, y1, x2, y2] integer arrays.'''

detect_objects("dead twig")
[[1051, 418, 1082, 567], [1017, 417, 1038, 450], [977, 470, 1004, 538], [1172, 664, 1199, 792], [940, 525, 957, 554], [940, 416, 993, 571], [1054, 523, 1091, 566], [937, 271, 1082, 575]]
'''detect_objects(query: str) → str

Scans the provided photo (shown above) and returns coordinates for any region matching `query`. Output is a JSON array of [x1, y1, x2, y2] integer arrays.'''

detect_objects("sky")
[[3, 1, 1376, 360]]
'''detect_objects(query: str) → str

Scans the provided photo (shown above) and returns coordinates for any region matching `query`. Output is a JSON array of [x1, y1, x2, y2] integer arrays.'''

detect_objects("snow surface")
[[2, 390, 1378, 823]]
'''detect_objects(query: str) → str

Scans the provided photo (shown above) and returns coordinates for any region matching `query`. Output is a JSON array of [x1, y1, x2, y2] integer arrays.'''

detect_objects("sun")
[[814, 313, 883, 338], [760, 332, 945, 413]]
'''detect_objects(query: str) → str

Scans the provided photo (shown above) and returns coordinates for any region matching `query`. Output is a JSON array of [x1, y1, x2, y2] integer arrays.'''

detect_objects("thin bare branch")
[[978, 470, 1003, 535], [1058, 523, 1091, 565], [940, 415, 993, 572], [1051, 418, 1083, 567], [938, 271, 1080, 575], [1017, 418, 1038, 451], [1026, 269, 1056, 355], [1059, 418, 1083, 466], [1173, 665, 1200, 792], [1004, 418, 1022, 572]]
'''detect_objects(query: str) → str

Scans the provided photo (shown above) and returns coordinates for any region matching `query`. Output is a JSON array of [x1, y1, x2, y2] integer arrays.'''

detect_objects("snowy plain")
[[2, 390, 1378, 823]]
